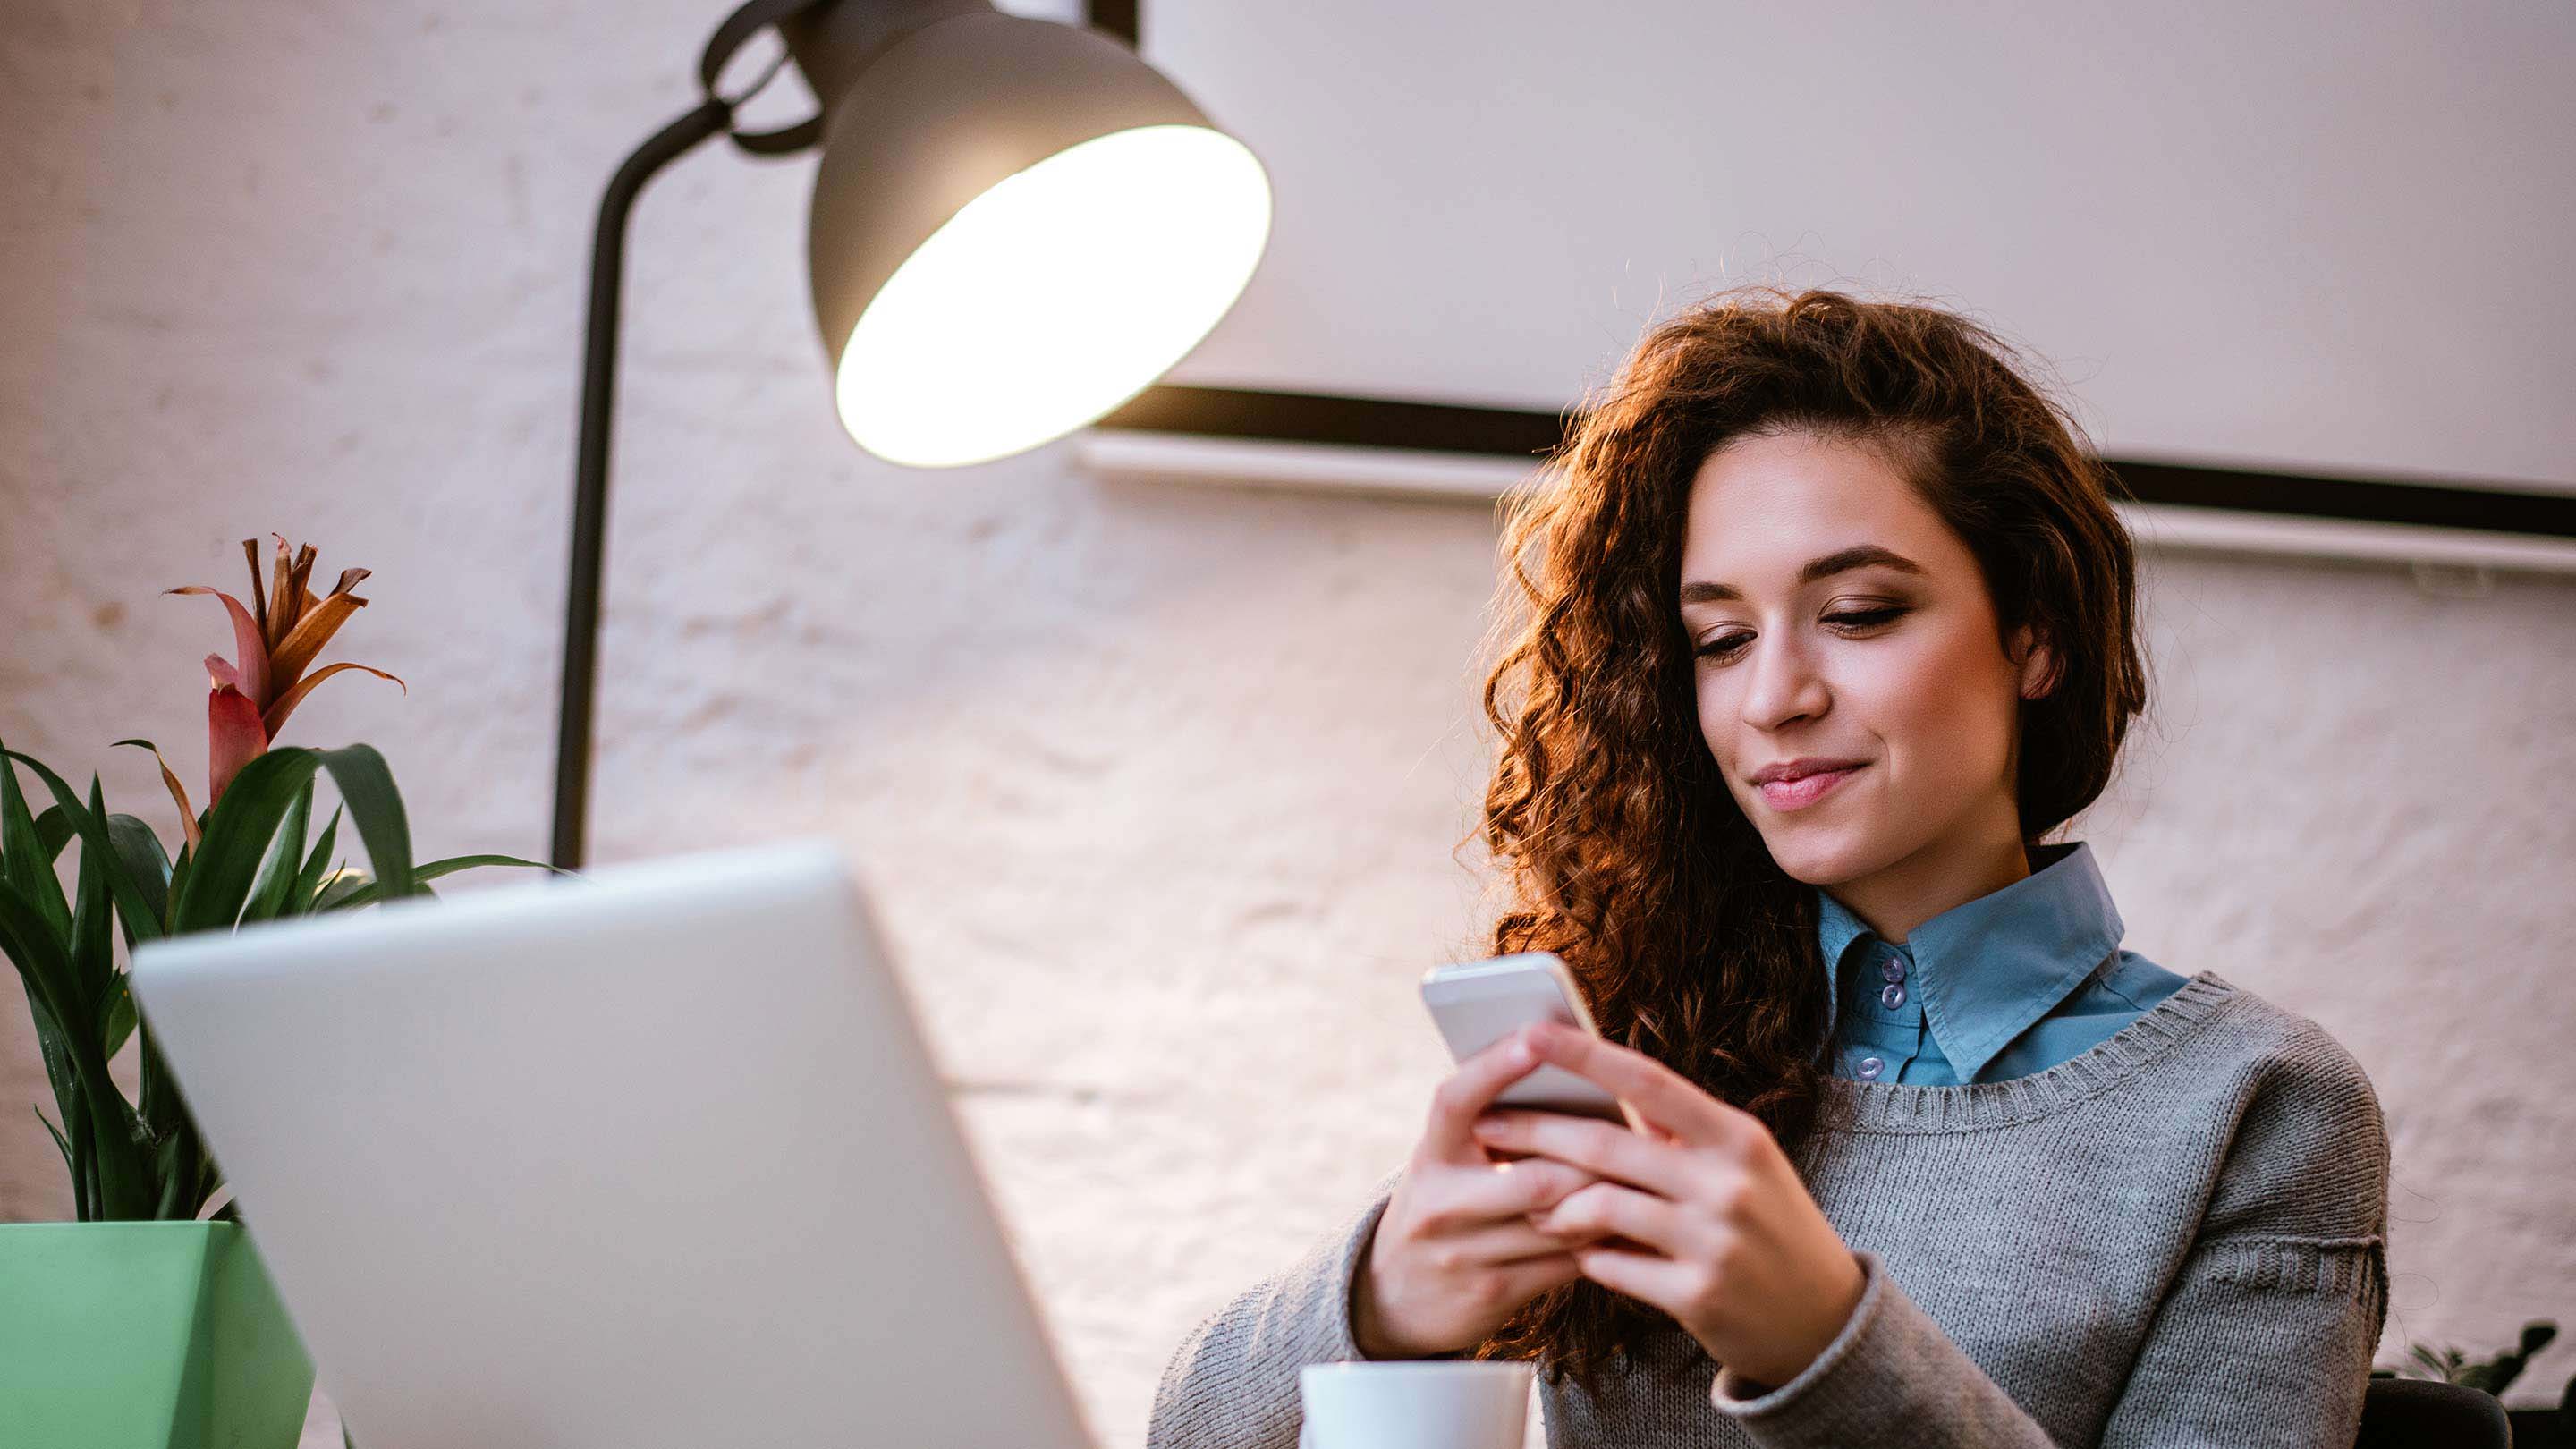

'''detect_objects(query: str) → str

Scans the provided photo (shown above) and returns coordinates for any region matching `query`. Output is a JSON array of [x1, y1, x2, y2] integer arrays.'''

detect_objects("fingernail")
[[1507, 1037, 1535, 1066]]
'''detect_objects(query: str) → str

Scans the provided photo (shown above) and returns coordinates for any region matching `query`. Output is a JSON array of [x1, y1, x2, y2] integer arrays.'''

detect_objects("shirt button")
[[1856, 1055, 1885, 1080], [1880, 981, 1907, 1009], [1879, 956, 1906, 982]]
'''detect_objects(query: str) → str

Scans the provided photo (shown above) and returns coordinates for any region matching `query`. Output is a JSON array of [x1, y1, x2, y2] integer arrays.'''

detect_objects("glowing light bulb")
[[833, 123, 1273, 469]]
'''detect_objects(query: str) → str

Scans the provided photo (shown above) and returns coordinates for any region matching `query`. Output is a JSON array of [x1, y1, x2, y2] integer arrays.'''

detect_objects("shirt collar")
[[1814, 839, 2126, 1082]]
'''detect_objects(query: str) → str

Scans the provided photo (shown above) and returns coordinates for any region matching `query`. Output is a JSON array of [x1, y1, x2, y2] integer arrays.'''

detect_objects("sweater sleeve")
[[1145, 1166, 1408, 1449], [1703, 1024, 2393, 1449], [2094, 1027, 2392, 1449]]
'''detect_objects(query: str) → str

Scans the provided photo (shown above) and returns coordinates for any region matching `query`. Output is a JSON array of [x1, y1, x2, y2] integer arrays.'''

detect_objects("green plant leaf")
[[134, 1015, 214, 1218], [18, 987, 84, 1210], [76, 1091, 102, 1220], [0, 776, 117, 1193], [291, 804, 343, 914], [1, 877, 86, 1064], [66, 1089, 96, 1222], [149, 1110, 203, 1220], [70, 778, 122, 1029], [239, 777, 314, 926], [182, 744, 419, 921], [0, 879, 152, 1217], [2, 748, 165, 946], [33, 1104, 72, 1179], [312, 870, 373, 913], [167, 839, 192, 919], [104, 814, 173, 941], [0, 741, 72, 938], [22, 984, 76, 1101], [70, 784, 136, 1082], [325, 852, 567, 907], [137, 1015, 209, 1216], [98, 976, 137, 1063], [150, 1119, 187, 1218], [169, 748, 326, 935], [418, 852, 563, 882], [34, 805, 73, 864], [316, 744, 415, 902], [136, 1011, 190, 1142]]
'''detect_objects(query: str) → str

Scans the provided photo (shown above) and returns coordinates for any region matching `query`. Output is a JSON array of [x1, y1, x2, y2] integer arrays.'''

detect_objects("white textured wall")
[[3, 2, 2571, 1443]]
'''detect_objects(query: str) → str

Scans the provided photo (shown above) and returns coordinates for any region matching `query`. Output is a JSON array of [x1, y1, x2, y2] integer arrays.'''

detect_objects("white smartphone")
[[1419, 951, 1646, 1133]]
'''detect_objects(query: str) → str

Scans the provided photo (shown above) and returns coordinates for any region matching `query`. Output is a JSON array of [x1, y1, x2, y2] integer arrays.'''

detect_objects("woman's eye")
[[1832, 606, 1908, 630], [1691, 606, 1908, 661]]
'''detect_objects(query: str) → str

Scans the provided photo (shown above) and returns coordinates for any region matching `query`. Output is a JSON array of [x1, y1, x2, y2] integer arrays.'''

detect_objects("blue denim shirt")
[[1816, 839, 2190, 1085]]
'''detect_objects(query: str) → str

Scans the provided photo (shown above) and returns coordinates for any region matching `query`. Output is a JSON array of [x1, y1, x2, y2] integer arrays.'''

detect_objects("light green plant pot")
[[0, 1219, 316, 1449]]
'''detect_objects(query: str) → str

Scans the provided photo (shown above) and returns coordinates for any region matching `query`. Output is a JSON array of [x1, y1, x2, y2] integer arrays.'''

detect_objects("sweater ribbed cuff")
[[1707, 1246, 2050, 1447], [1707, 1245, 1887, 1419], [1326, 1186, 1399, 1362]]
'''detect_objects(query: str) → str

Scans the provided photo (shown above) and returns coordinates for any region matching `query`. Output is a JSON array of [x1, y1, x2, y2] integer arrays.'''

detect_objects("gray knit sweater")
[[1147, 970, 2391, 1448]]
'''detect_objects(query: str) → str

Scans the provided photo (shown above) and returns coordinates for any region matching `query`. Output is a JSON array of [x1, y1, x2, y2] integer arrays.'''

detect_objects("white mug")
[[1297, 1360, 1534, 1449]]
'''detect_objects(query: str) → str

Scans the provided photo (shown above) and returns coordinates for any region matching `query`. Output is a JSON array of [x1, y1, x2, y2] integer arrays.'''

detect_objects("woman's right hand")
[[1350, 1027, 1606, 1360]]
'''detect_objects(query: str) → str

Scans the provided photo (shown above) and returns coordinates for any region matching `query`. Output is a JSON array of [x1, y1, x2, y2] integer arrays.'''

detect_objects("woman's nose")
[[1738, 635, 1826, 731]]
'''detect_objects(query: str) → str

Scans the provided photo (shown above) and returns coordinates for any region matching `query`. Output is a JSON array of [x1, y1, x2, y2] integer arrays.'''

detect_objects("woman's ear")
[[2012, 625, 2061, 701]]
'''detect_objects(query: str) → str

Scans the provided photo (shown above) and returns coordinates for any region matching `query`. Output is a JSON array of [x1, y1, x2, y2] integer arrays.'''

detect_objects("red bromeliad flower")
[[163, 534, 405, 831]]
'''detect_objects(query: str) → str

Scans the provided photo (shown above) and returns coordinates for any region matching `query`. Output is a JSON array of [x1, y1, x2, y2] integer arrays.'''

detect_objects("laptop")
[[128, 837, 1097, 1449]]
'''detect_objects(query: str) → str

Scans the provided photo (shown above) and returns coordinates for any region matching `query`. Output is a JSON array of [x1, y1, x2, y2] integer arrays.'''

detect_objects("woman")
[[1146, 286, 2391, 1448]]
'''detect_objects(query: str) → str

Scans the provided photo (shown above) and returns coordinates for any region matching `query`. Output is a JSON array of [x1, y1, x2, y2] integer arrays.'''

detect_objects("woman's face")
[[1677, 429, 2053, 896]]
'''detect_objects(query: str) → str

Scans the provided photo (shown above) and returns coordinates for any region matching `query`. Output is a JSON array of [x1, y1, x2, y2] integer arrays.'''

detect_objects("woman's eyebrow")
[[1678, 544, 1926, 604]]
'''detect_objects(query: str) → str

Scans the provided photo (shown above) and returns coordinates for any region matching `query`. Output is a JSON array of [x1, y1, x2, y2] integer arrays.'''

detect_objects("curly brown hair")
[[1455, 283, 2153, 1396]]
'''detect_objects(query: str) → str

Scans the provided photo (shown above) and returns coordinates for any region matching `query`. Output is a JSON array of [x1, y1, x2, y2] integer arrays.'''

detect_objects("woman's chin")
[[1756, 817, 1884, 886]]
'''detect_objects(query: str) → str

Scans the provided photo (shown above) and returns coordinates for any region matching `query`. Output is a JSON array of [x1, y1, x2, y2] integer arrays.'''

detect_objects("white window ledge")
[[1073, 431, 2576, 589]]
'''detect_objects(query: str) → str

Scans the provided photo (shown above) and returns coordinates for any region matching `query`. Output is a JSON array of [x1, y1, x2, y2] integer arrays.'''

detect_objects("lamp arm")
[[548, 97, 734, 872], [548, 0, 841, 872]]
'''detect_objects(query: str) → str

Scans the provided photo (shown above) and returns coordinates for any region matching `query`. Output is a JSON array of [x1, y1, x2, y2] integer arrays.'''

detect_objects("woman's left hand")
[[1467, 1020, 1868, 1394]]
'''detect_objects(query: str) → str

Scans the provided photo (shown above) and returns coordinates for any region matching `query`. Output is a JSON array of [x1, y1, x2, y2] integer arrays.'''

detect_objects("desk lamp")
[[550, 0, 1272, 867]]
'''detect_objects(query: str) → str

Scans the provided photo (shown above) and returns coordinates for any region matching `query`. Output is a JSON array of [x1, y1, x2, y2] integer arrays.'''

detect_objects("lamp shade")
[[797, 9, 1272, 468]]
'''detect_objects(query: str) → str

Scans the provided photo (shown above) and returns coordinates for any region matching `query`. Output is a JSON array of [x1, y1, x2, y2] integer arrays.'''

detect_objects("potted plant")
[[0, 536, 562, 1449], [2373, 1318, 2571, 1447]]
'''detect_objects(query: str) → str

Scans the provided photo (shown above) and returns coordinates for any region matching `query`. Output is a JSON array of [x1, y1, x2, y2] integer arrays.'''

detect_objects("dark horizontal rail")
[[1093, 383, 2574, 540]]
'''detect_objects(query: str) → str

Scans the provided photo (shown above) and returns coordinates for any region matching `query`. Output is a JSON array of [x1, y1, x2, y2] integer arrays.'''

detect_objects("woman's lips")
[[1758, 763, 1866, 811]]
